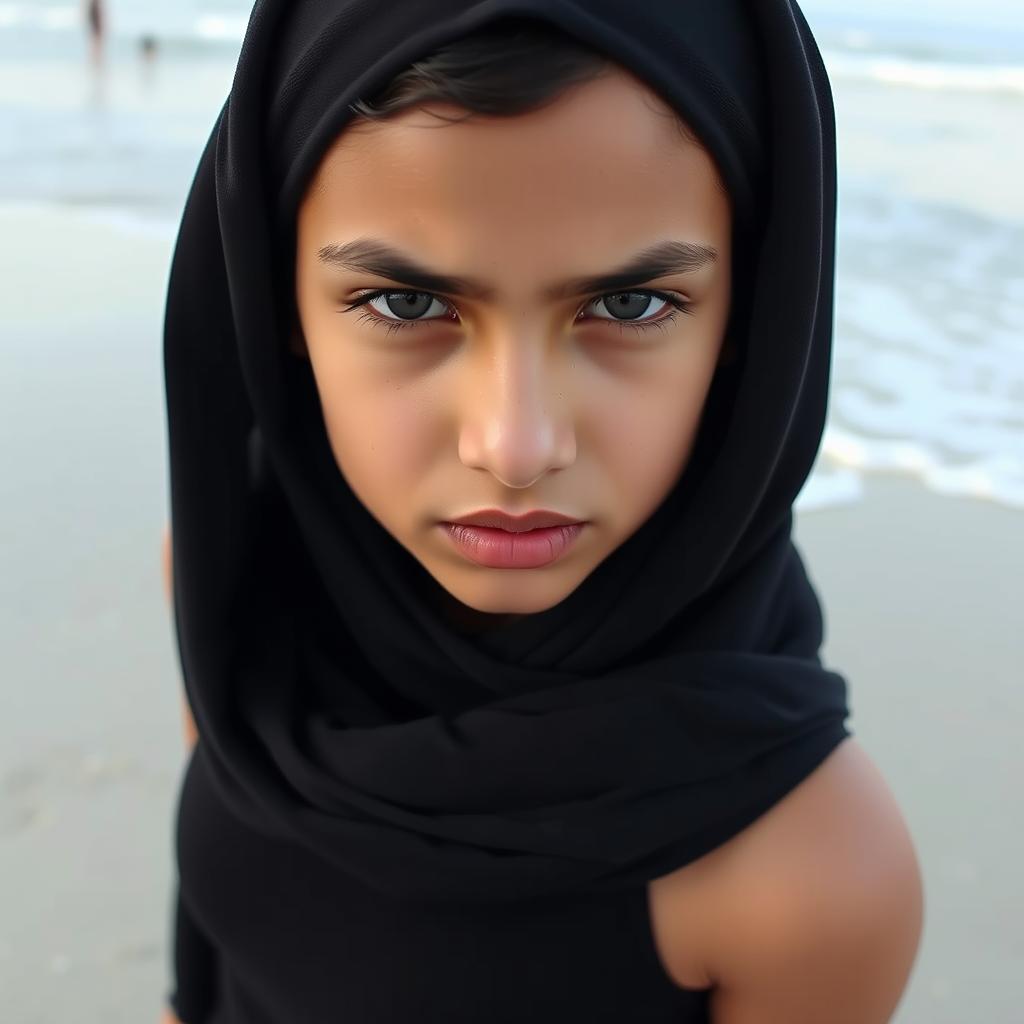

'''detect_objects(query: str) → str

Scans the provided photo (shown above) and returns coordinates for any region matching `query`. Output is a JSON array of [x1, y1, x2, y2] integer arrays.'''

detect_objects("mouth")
[[445, 508, 585, 533], [439, 521, 586, 570]]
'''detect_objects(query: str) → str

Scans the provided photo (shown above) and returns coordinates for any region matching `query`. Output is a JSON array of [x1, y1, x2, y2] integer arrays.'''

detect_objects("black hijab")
[[164, 0, 851, 906]]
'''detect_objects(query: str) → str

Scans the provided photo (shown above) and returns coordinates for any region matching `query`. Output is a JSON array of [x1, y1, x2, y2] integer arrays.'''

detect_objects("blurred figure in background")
[[139, 33, 159, 89], [84, 0, 105, 67]]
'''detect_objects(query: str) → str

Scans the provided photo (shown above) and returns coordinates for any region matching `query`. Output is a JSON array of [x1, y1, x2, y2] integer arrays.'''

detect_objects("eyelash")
[[339, 289, 694, 338]]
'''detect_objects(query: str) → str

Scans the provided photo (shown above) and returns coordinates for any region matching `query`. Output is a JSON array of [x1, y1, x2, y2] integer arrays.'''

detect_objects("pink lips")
[[440, 509, 585, 569], [446, 508, 584, 533], [441, 521, 585, 569]]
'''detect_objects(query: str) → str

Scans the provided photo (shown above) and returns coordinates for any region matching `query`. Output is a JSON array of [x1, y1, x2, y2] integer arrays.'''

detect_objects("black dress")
[[170, 741, 712, 1024]]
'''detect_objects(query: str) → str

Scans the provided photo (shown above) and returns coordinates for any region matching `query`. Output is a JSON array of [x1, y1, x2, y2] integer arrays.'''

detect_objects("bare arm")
[[702, 740, 924, 1023]]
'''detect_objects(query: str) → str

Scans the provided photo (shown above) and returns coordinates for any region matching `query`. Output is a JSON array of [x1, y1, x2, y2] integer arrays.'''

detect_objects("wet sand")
[[0, 202, 1020, 1022]]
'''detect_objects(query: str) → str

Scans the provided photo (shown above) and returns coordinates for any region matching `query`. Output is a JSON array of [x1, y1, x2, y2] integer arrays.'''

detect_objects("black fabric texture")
[[167, 880, 220, 1022], [164, 0, 851, 1009]]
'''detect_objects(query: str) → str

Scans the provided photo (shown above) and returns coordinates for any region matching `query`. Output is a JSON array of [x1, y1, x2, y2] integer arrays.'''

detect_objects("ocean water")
[[1, 0, 1022, 511]]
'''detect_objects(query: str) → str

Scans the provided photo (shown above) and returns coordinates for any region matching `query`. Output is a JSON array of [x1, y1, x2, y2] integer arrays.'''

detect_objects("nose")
[[456, 339, 577, 489]]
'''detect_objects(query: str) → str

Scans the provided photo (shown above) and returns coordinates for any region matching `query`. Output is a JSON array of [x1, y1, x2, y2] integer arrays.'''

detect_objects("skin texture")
[[647, 735, 925, 1019], [293, 67, 734, 634]]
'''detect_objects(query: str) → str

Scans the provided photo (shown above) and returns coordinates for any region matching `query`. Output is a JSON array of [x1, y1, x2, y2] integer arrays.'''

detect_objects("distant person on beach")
[[137, 33, 159, 89], [84, 0, 105, 66]]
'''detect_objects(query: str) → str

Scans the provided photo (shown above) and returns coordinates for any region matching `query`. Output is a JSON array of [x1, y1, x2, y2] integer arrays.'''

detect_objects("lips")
[[440, 521, 585, 569], [445, 508, 583, 533]]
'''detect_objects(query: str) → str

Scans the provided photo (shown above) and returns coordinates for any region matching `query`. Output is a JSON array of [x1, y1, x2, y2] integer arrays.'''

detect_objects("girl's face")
[[295, 67, 732, 628]]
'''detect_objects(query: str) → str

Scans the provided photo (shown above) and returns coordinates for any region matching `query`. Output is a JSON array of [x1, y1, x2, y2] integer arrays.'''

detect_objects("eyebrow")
[[316, 238, 718, 301]]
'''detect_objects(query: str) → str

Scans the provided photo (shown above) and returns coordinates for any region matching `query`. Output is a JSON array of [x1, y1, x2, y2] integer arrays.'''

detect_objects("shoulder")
[[702, 737, 925, 1021], [654, 738, 924, 1020]]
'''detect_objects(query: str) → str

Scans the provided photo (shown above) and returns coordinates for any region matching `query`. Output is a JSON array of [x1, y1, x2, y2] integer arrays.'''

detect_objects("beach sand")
[[795, 474, 1024, 1022], [0, 202, 1020, 1023]]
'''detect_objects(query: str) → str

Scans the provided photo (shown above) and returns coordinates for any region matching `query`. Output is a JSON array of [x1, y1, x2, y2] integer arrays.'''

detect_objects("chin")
[[432, 568, 586, 616], [457, 594, 562, 616]]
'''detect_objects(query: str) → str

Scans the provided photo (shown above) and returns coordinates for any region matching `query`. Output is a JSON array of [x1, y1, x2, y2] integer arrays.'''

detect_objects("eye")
[[340, 288, 692, 337], [342, 291, 457, 336], [581, 291, 691, 332], [367, 291, 453, 324]]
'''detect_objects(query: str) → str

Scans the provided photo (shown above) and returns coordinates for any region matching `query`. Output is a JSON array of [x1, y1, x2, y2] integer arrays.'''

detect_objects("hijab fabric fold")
[[164, 0, 851, 906]]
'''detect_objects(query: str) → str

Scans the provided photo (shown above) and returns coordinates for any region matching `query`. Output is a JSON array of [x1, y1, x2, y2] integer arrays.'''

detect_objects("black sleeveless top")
[[170, 741, 712, 1023]]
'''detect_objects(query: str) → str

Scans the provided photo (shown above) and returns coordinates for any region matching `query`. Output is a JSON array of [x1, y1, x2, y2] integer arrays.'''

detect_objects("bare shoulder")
[[649, 737, 924, 1020]]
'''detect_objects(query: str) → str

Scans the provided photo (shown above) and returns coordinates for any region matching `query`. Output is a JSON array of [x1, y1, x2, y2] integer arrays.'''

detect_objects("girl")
[[161, 3, 923, 1021]]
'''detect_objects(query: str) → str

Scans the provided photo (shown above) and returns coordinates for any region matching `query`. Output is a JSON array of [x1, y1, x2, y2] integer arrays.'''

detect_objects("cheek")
[[585, 299, 729, 524], [315, 368, 440, 521], [589, 351, 719, 524]]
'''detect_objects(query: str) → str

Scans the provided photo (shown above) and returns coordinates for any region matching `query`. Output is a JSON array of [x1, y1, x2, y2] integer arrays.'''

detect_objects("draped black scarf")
[[164, 0, 851, 907]]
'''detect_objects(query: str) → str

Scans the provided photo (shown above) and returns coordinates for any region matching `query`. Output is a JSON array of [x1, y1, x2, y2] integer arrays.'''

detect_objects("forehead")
[[299, 70, 731, 250]]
